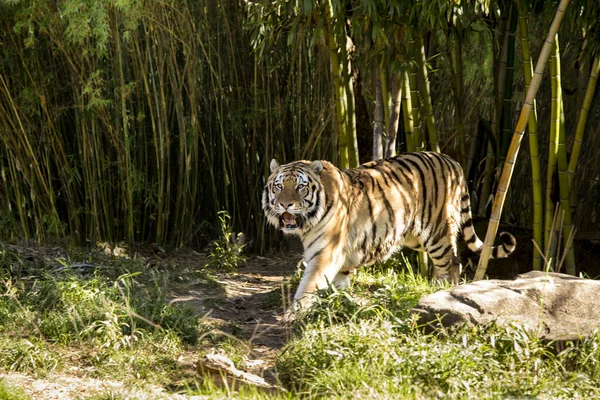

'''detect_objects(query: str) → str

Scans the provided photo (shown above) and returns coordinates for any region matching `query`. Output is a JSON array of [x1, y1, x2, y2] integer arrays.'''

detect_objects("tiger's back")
[[263, 152, 516, 310]]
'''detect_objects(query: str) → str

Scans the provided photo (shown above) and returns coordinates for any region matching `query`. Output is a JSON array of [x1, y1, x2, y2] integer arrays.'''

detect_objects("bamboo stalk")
[[567, 54, 600, 186], [414, 32, 439, 152], [500, 5, 518, 161], [475, 0, 571, 280], [552, 37, 576, 274], [341, 36, 359, 168], [545, 39, 560, 261], [517, 3, 543, 271]]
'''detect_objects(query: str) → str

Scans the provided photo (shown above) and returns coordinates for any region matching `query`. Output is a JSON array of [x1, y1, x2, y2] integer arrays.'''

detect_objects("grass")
[[0, 379, 30, 400], [0, 242, 248, 396], [275, 260, 600, 399], [1, 244, 600, 399]]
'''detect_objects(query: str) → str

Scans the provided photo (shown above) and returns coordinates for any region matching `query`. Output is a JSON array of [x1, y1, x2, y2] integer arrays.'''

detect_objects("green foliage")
[[204, 211, 247, 272]]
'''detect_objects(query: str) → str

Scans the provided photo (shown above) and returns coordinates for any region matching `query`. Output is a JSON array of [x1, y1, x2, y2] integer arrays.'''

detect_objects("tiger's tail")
[[460, 191, 516, 258]]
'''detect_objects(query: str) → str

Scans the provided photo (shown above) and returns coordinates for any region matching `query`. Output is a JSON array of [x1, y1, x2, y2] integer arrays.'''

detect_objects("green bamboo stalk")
[[518, 2, 543, 271], [326, 0, 349, 169], [340, 36, 359, 168], [500, 5, 518, 161], [380, 65, 391, 148], [552, 37, 576, 274], [568, 54, 600, 186], [114, 15, 135, 244], [545, 39, 560, 262], [408, 45, 423, 152], [414, 32, 439, 152], [476, 0, 571, 280]]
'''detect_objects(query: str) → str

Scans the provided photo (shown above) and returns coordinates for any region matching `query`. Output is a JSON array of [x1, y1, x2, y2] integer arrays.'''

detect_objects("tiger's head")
[[262, 159, 325, 235]]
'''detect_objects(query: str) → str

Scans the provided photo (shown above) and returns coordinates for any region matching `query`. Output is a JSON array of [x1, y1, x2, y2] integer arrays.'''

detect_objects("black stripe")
[[307, 232, 341, 264], [425, 224, 448, 248], [376, 180, 396, 229], [366, 193, 377, 240], [306, 232, 324, 250], [465, 234, 477, 244], [429, 243, 444, 255], [392, 158, 415, 185], [403, 158, 427, 228], [431, 245, 452, 260], [306, 249, 322, 264], [305, 188, 323, 219], [463, 218, 473, 227], [376, 167, 391, 187], [419, 155, 437, 229]]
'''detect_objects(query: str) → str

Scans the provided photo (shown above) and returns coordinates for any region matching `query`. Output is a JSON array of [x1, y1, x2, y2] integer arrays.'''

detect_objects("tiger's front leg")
[[291, 244, 346, 312]]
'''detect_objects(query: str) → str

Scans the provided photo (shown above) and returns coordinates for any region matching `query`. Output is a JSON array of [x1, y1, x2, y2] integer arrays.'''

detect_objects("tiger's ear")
[[310, 160, 323, 175], [270, 159, 280, 173]]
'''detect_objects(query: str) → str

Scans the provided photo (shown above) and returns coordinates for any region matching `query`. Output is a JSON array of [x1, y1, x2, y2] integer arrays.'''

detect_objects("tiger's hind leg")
[[426, 236, 461, 285]]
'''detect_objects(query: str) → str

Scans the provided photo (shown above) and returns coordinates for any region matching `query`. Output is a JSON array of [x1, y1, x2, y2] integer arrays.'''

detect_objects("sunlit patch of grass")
[[183, 376, 292, 399], [276, 263, 600, 399], [0, 248, 210, 386], [0, 379, 31, 400], [85, 332, 184, 384]]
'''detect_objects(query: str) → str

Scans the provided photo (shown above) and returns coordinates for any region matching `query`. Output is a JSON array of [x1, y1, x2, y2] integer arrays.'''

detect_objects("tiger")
[[262, 151, 516, 312]]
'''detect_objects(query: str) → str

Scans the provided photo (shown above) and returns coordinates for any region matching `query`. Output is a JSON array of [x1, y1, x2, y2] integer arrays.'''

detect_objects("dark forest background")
[[1, 0, 599, 271]]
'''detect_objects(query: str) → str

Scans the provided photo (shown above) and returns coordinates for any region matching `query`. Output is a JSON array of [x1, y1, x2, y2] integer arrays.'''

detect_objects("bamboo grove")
[[1, 0, 600, 274]]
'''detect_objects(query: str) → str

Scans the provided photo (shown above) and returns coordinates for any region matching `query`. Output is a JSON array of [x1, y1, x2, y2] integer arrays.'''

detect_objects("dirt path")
[[185, 254, 301, 384]]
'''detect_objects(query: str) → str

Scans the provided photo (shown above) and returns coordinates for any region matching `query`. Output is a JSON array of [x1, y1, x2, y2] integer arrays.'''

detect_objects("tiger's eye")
[[297, 183, 306, 191]]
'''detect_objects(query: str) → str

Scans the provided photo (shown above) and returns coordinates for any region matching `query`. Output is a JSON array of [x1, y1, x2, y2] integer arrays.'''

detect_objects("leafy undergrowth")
[[276, 264, 600, 399]]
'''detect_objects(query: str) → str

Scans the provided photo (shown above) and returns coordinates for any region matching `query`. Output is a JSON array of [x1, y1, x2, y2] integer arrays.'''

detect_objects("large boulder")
[[413, 271, 600, 341]]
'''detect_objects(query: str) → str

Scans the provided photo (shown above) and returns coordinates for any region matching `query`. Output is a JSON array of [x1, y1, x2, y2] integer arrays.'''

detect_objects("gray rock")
[[413, 271, 600, 341]]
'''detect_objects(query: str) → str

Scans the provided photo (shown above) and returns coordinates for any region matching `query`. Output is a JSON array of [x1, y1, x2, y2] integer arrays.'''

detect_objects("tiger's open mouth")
[[281, 212, 300, 229]]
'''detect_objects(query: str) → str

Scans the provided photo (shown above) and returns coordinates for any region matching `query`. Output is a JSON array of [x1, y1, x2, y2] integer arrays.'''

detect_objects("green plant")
[[204, 211, 246, 272]]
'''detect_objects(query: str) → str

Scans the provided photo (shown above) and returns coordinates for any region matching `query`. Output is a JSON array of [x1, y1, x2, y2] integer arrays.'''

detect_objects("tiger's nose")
[[280, 202, 294, 209]]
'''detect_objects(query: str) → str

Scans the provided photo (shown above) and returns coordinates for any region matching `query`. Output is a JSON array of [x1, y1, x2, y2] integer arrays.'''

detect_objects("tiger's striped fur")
[[262, 152, 516, 310]]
